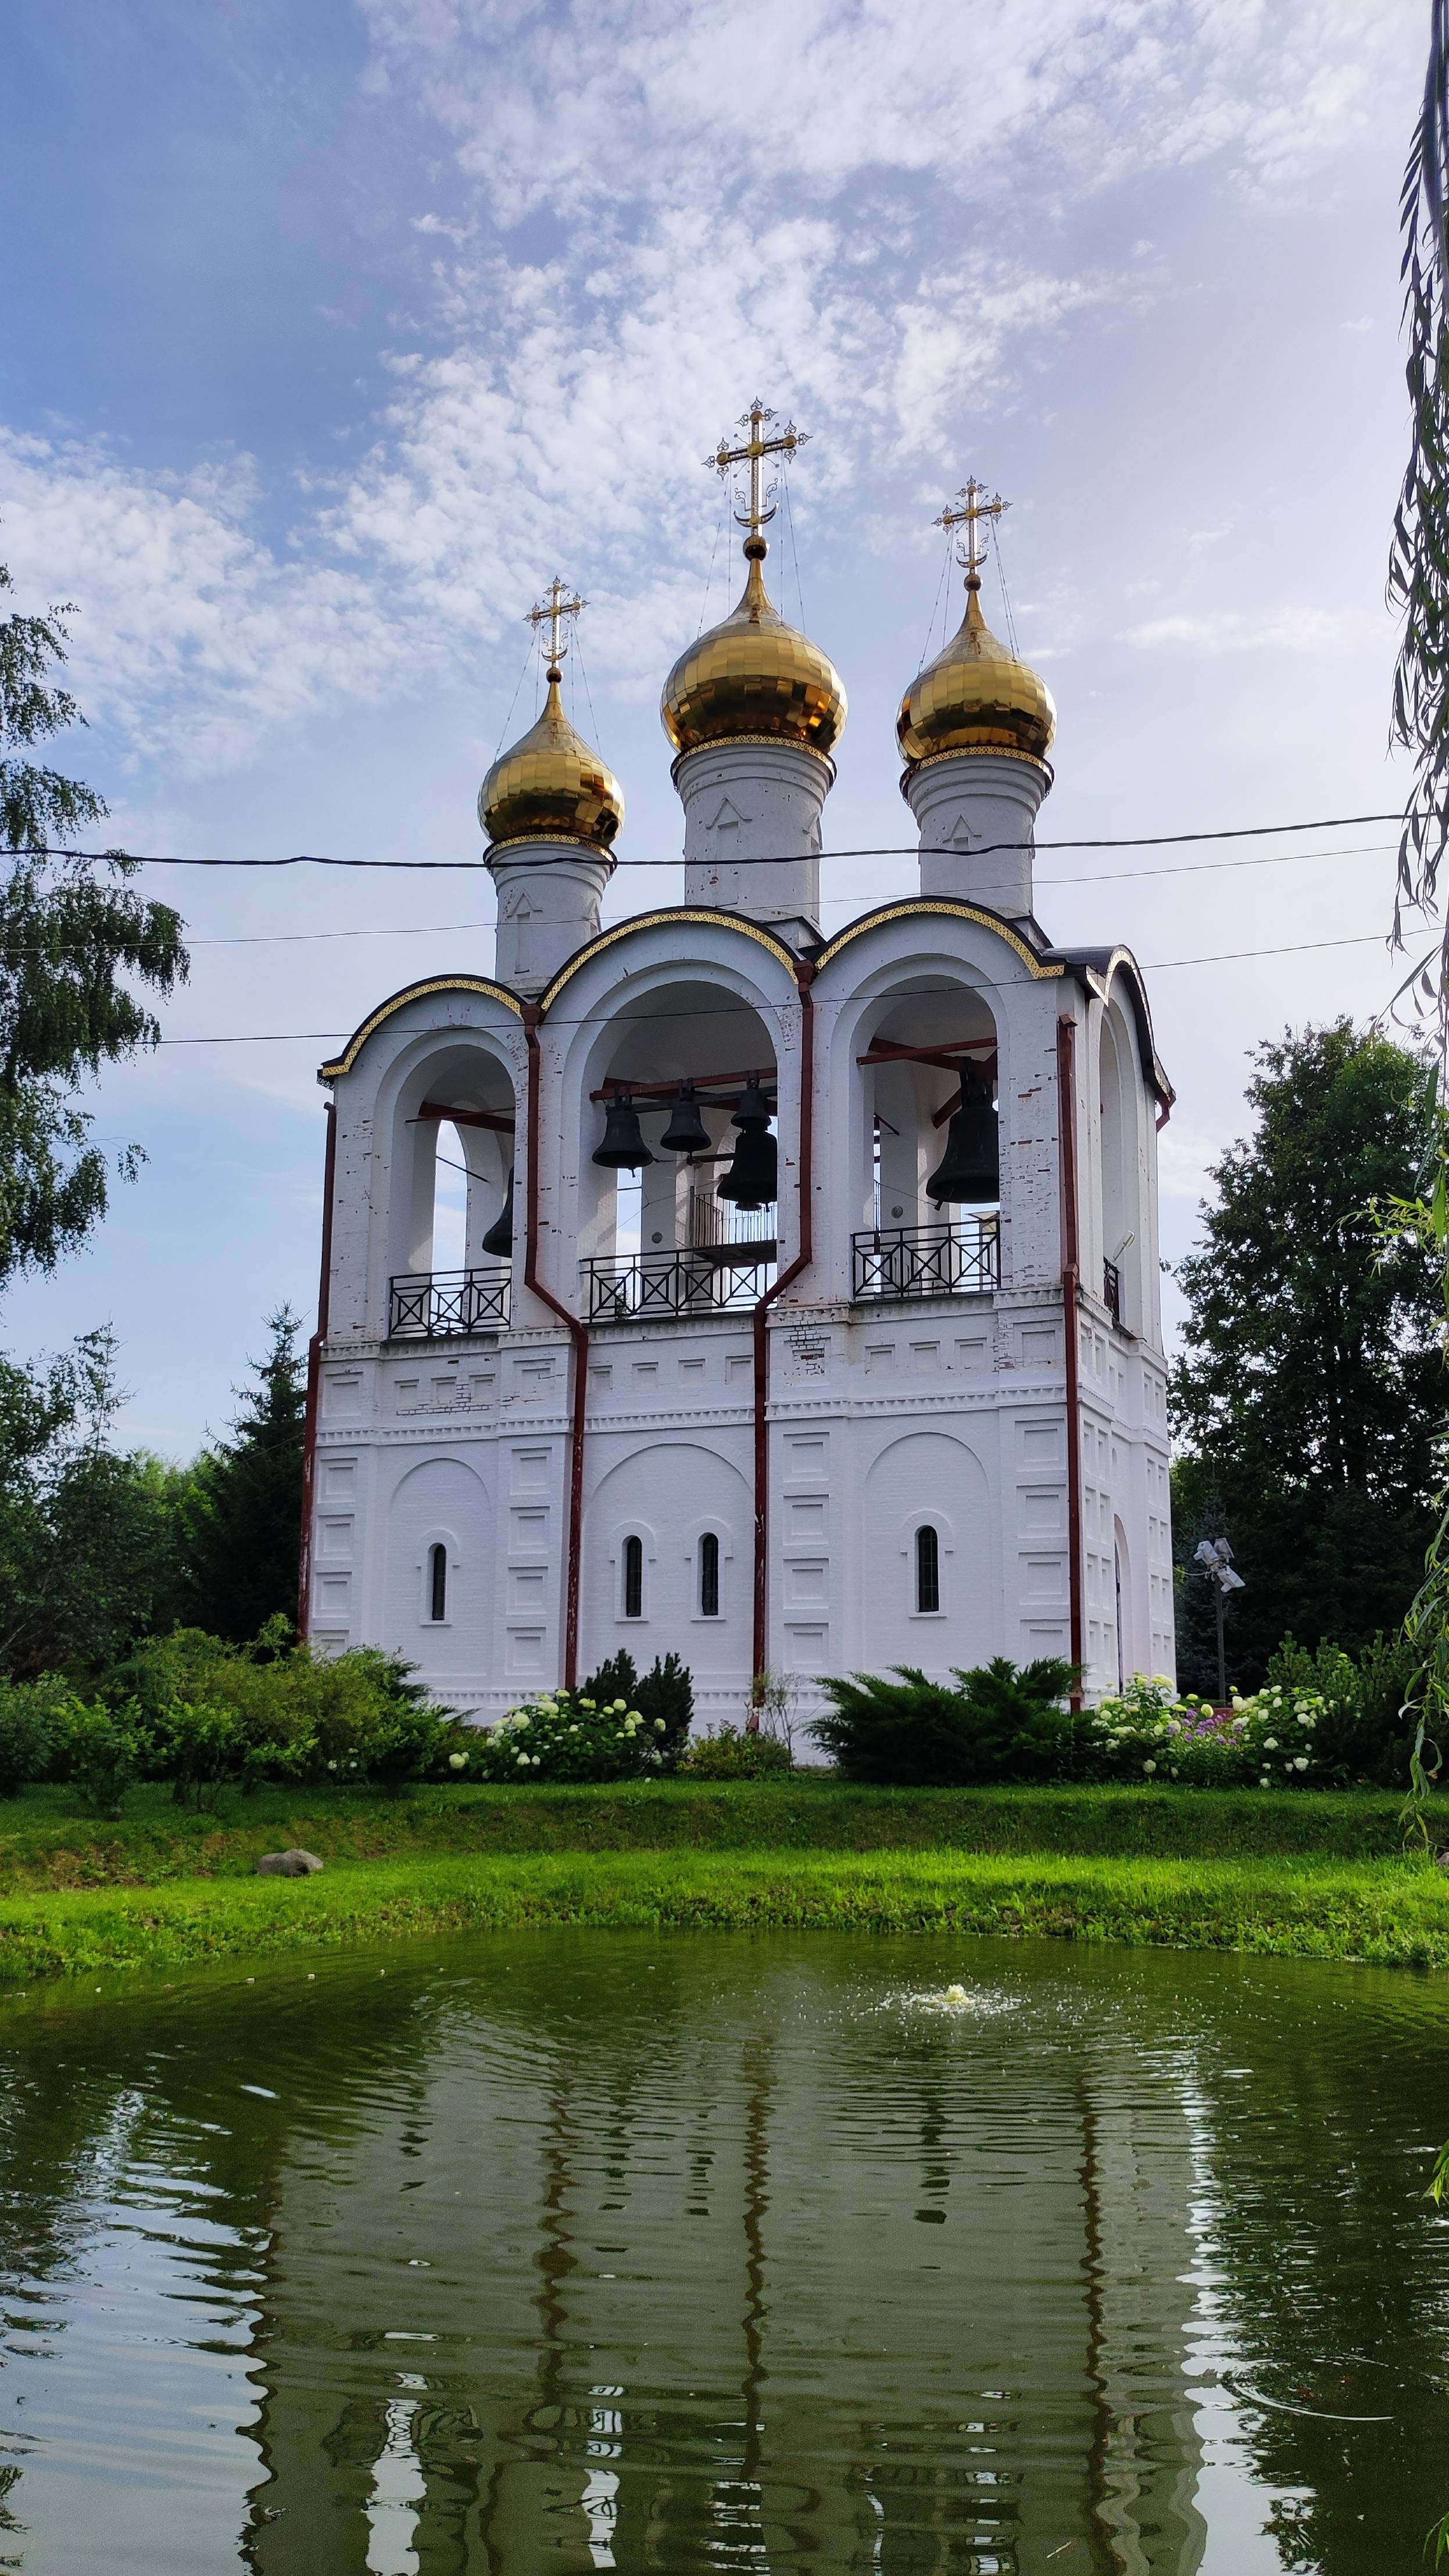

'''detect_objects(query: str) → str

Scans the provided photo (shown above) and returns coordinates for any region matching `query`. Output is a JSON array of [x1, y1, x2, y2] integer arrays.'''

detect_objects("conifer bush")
[[814, 1658, 1081, 1786]]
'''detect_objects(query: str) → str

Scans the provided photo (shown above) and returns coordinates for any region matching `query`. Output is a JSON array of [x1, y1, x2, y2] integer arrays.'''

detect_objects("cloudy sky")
[[0, 0, 1429, 1456]]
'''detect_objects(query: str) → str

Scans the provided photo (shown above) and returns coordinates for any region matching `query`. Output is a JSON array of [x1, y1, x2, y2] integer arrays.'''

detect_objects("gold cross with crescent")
[[935, 479, 1010, 585], [706, 399, 810, 542], [525, 577, 586, 676]]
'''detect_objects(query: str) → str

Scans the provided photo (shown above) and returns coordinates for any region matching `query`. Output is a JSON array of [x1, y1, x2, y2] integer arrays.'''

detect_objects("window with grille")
[[915, 1524, 940, 1615], [699, 1531, 720, 1617], [622, 1534, 643, 1619]]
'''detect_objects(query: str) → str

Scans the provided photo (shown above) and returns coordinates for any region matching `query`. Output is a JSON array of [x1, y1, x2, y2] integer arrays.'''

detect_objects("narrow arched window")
[[699, 1531, 720, 1617], [428, 1543, 448, 1623], [915, 1524, 940, 1615], [622, 1534, 643, 1620]]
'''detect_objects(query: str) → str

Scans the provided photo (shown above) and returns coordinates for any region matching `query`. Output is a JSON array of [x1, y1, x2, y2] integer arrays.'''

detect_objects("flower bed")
[[1086, 1676, 1332, 1788], [463, 1691, 668, 1785]]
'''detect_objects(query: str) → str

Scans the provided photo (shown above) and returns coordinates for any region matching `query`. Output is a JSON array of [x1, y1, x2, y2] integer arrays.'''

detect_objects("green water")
[[0, 1933, 1446, 2573]]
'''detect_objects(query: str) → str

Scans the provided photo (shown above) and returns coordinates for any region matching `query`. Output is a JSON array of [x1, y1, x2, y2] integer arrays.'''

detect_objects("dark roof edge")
[[1040, 944, 1175, 1110]]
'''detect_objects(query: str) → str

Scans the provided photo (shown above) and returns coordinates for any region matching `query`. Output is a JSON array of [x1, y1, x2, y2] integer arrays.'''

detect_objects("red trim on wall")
[[1056, 1015, 1085, 1704], [523, 1006, 589, 1691], [749, 962, 816, 1711], [297, 1099, 338, 1641]]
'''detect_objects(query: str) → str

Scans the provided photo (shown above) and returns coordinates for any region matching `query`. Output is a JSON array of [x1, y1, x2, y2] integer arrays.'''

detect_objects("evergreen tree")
[[0, 559, 187, 1282], [181, 1309, 307, 1642], [1171, 1022, 1441, 1684]]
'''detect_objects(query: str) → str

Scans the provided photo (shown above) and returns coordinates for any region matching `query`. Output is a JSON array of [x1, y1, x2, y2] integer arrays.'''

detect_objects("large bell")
[[925, 1064, 999, 1205], [659, 1084, 711, 1155], [717, 1122, 778, 1209], [592, 1092, 654, 1170], [480, 1167, 514, 1258], [732, 1077, 772, 1128]]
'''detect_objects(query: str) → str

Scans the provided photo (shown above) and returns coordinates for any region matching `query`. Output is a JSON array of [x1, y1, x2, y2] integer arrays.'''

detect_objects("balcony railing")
[[389, 1265, 510, 1340], [852, 1219, 999, 1302], [1103, 1259, 1122, 1327], [583, 1246, 777, 1323]]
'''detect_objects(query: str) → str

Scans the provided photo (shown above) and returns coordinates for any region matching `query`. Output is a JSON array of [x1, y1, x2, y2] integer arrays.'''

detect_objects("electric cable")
[[2, 811, 1416, 872], [150, 928, 1399, 1048]]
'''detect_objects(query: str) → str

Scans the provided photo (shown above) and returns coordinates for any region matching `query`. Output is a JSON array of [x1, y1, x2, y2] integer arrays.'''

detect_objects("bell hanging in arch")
[[592, 1092, 654, 1170], [659, 1084, 710, 1155], [732, 1076, 772, 1129], [480, 1167, 514, 1258], [717, 1122, 777, 1210], [925, 1062, 999, 1205]]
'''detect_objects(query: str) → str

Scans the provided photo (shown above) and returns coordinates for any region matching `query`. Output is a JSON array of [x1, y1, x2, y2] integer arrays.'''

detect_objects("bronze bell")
[[732, 1076, 772, 1128], [480, 1167, 514, 1258], [717, 1122, 777, 1209], [659, 1084, 710, 1155], [925, 1063, 999, 1205], [592, 1092, 654, 1169]]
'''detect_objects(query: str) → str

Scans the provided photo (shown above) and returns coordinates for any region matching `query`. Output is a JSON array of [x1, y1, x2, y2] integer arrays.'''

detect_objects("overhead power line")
[[152, 927, 1394, 1046], [2, 811, 1412, 872]]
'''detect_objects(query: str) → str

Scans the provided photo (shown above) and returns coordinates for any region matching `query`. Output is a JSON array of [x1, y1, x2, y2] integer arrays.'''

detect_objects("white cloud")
[[1119, 606, 1355, 653]]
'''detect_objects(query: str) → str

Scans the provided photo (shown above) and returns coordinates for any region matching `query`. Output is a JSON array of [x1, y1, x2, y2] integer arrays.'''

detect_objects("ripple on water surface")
[[0, 1932, 1444, 2573]]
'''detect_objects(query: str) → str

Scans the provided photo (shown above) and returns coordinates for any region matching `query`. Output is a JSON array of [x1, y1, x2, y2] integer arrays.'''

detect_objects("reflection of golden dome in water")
[[897, 579, 1056, 768], [478, 670, 624, 851], [661, 540, 846, 758]]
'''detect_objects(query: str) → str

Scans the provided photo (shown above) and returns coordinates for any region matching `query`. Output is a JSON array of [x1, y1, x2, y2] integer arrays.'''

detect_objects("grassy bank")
[[1, 1847, 1448, 1987], [0, 1779, 1418, 1893]]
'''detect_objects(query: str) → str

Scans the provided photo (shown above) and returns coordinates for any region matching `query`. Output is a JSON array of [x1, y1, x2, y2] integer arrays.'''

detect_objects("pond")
[[0, 1930, 1446, 2573]]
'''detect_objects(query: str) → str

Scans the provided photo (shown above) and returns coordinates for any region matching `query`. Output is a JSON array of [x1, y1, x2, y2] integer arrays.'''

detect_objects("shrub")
[[107, 1624, 461, 1794], [581, 1650, 695, 1770], [1265, 1632, 1420, 1786], [682, 1725, 793, 1779], [1083, 1674, 1344, 1788], [60, 1699, 146, 1816], [0, 1676, 70, 1796], [814, 1658, 1081, 1786], [469, 1689, 667, 1783]]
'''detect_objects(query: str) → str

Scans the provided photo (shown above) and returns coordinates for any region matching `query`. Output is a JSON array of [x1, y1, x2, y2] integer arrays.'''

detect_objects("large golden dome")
[[661, 540, 846, 758], [897, 579, 1055, 768], [479, 671, 623, 852]]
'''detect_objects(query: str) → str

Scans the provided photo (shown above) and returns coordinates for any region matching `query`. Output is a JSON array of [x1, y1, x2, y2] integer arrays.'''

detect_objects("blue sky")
[[0, 0, 1429, 1456]]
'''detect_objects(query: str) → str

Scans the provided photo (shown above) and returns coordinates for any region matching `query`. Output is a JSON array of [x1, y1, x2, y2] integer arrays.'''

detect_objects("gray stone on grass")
[[256, 1849, 324, 1878]]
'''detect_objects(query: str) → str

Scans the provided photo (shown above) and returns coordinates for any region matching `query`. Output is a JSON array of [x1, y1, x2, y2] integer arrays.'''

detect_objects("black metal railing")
[[583, 1246, 776, 1322], [1103, 1259, 1122, 1327], [389, 1266, 510, 1339], [852, 1219, 999, 1302]]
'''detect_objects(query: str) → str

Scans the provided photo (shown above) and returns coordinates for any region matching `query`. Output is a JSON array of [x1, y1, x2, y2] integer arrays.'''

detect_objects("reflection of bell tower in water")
[[242, 1971, 1208, 2574]]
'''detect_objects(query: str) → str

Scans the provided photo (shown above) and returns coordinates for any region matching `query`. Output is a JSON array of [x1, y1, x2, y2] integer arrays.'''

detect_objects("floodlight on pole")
[[1194, 1537, 1246, 1705]]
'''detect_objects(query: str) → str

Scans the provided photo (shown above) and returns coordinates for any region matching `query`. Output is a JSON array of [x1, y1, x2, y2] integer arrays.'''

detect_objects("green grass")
[[0, 1778, 1418, 1895], [1, 1847, 1448, 1987]]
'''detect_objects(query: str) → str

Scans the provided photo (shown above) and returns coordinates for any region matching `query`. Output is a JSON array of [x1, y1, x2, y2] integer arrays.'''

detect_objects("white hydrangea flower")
[[1143, 1759, 1157, 1774], [1293, 1756, 1309, 1771]]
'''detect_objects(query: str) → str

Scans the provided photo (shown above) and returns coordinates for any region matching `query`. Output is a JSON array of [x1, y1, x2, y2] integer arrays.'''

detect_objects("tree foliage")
[[0, 1328, 189, 1676], [180, 1310, 307, 1643], [1392, 0, 1449, 1029], [0, 560, 187, 1282], [1171, 1023, 1441, 1685]]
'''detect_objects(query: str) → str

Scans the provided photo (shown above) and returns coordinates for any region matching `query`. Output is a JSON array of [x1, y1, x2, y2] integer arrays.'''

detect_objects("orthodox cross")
[[935, 478, 1009, 584], [525, 576, 586, 677], [706, 399, 809, 540]]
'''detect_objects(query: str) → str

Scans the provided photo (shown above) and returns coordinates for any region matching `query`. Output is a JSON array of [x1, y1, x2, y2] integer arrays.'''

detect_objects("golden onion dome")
[[661, 540, 846, 759], [897, 578, 1056, 768], [478, 668, 623, 852]]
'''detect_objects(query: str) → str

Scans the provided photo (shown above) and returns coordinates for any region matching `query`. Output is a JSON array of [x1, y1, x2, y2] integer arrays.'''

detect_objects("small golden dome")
[[479, 671, 623, 852], [661, 542, 846, 758], [897, 580, 1056, 768]]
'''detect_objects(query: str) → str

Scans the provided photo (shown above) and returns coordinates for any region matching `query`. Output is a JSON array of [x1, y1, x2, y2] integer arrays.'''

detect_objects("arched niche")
[[581, 1441, 750, 1683], [384, 1453, 493, 1681], [1097, 999, 1142, 1327], [862, 1430, 992, 1671], [570, 970, 783, 1287], [384, 1038, 520, 1287]]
